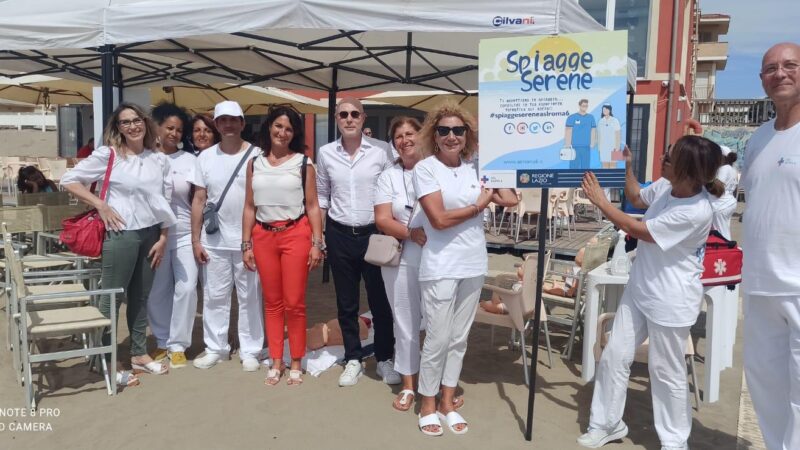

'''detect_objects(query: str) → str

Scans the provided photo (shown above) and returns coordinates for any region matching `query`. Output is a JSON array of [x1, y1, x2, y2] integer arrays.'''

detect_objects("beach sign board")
[[478, 31, 629, 188]]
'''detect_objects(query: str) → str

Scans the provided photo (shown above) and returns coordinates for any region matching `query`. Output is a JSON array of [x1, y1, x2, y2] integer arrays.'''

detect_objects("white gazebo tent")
[[0, 1, 636, 439]]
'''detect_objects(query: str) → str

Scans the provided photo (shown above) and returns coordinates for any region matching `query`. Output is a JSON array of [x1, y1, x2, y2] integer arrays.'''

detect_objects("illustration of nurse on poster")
[[478, 31, 629, 188]]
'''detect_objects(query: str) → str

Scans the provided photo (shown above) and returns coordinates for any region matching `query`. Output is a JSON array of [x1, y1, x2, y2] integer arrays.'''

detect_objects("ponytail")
[[705, 179, 725, 198]]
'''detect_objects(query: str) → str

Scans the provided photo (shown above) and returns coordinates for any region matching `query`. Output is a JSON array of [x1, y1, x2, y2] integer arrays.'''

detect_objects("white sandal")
[[393, 389, 415, 411], [418, 413, 443, 436], [437, 411, 468, 434], [132, 360, 168, 375]]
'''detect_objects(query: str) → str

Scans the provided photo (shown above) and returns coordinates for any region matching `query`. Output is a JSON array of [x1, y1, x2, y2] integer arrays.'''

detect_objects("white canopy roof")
[[0, 0, 636, 94]]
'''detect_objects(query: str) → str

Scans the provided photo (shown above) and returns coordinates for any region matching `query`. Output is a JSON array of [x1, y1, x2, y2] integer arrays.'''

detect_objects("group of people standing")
[[60, 94, 516, 435]]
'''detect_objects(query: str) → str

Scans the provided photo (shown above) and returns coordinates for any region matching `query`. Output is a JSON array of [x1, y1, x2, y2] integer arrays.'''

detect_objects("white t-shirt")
[[252, 153, 312, 223], [627, 186, 713, 327], [375, 163, 425, 267], [639, 178, 672, 206], [190, 143, 257, 250], [413, 155, 486, 281], [165, 151, 196, 250], [60, 146, 176, 231], [741, 119, 800, 295]]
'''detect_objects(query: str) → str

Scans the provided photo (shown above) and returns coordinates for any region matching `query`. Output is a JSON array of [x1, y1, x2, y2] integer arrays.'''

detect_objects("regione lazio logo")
[[714, 259, 727, 276]]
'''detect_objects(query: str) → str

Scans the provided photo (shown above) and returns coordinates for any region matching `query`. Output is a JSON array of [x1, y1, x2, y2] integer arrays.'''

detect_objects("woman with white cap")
[[711, 146, 739, 239]]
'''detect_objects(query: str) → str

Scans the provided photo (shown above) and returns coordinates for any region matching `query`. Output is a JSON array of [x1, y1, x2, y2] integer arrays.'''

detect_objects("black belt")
[[327, 218, 376, 236], [257, 214, 305, 232]]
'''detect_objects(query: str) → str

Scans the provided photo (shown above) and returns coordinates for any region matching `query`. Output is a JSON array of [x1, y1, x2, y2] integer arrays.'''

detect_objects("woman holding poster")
[[576, 136, 724, 449], [597, 104, 621, 168], [413, 102, 517, 436]]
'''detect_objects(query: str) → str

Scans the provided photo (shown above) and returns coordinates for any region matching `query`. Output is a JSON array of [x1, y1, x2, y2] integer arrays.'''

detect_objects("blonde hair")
[[102, 103, 158, 157], [418, 101, 478, 161]]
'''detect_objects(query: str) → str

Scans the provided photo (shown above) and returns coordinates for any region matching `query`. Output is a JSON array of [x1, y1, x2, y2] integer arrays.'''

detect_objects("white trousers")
[[744, 294, 800, 450], [589, 294, 692, 448], [146, 245, 199, 351], [382, 263, 422, 375], [418, 276, 483, 397], [711, 201, 736, 240], [201, 247, 264, 360]]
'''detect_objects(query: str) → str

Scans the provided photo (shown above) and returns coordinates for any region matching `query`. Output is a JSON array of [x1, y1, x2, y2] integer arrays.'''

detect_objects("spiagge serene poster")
[[478, 31, 629, 188]]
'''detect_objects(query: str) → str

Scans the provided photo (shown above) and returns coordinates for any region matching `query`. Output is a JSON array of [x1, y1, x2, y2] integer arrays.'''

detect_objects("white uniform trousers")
[[201, 247, 264, 360], [418, 276, 483, 397], [382, 263, 422, 375], [711, 201, 736, 240], [589, 294, 692, 448], [146, 245, 199, 351], [744, 294, 800, 450]]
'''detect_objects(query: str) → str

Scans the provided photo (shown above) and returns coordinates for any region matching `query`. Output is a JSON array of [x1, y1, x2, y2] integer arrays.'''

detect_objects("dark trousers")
[[326, 217, 395, 362]]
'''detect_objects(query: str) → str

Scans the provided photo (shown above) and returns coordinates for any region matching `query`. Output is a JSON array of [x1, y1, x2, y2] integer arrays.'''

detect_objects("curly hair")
[[418, 101, 478, 161], [102, 103, 158, 157], [257, 106, 306, 155]]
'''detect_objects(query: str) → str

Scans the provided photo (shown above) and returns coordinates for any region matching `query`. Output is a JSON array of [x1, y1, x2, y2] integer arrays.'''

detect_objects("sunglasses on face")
[[338, 110, 362, 120], [435, 125, 468, 137], [661, 151, 671, 164]]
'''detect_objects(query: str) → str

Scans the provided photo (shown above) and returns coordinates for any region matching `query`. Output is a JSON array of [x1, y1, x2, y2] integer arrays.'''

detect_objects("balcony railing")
[[693, 98, 775, 126]]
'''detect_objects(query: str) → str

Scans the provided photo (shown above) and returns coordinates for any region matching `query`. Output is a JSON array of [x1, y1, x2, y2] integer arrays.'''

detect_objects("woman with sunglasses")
[[413, 102, 517, 436], [374, 116, 426, 411], [576, 136, 724, 449], [61, 103, 177, 384], [242, 106, 324, 386]]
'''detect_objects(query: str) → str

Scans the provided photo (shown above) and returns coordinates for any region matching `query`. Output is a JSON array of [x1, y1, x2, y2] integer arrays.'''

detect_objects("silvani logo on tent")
[[492, 16, 535, 27]]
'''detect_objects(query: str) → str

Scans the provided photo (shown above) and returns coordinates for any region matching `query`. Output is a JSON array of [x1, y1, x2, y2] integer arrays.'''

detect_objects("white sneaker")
[[242, 357, 260, 372], [193, 352, 225, 369], [376, 359, 401, 385], [338, 360, 363, 387], [577, 421, 628, 448]]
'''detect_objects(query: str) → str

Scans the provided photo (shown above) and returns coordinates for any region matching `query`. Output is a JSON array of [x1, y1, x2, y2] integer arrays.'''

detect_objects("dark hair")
[[151, 102, 190, 151], [602, 104, 613, 117], [725, 151, 738, 166], [191, 114, 221, 149], [388, 116, 422, 165], [670, 135, 725, 197], [103, 102, 158, 155], [257, 106, 306, 155], [17, 166, 47, 193], [579, 99, 589, 105]]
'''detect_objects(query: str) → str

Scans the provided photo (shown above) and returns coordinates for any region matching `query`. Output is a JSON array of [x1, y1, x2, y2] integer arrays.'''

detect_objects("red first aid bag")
[[701, 230, 742, 288]]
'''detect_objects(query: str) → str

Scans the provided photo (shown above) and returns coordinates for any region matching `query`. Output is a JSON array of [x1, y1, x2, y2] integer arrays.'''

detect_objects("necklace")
[[440, 157, 461, 177]]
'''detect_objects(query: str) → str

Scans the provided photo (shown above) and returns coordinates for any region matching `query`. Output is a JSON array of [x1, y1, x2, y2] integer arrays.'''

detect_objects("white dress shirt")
[[316, 137, 390, 227], [61, 146, 176, 231]]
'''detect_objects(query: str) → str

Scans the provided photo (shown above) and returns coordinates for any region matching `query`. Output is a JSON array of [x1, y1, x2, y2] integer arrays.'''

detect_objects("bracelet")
[[240, 241, 253, 252], [312, 237, 326, 251]]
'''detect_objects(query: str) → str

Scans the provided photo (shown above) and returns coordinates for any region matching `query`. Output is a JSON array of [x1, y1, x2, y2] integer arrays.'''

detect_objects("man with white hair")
[[316, 97, 399, 387], [741, 42, 800, 450], [190, 101, 264, 372]]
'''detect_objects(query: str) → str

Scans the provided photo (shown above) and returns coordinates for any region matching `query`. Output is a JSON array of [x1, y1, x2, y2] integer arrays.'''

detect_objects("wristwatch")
[[312, 237, 326, 252], [241, 241, 253, 252]]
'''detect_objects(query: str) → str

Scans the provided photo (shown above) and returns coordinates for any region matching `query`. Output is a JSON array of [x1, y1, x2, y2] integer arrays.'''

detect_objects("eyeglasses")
[[762, 62, 800, 76], [118, 117, 143, 129], [337, 110, 362, 120], [435, 126, 468, 137]]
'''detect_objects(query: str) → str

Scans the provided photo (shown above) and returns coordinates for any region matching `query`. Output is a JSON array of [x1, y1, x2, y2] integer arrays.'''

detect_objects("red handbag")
[[700, 230, 742, 288], [59, 149, 115, 257]]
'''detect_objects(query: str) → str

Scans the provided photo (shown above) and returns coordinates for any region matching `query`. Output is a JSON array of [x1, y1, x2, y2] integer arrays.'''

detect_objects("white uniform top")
[[741, 119, 800, 295], [251, 153, 311, 223], [630, 184, 713, 327], [315, 137, 390, 227], [61, 146, 176, 231], [597, 116, 621, 158], [189, 143, 257, 251], [165, 151, 196, 249], [639, 178, 672, 205], [374, 163, 424, 267], [413, 155, 486, 281]]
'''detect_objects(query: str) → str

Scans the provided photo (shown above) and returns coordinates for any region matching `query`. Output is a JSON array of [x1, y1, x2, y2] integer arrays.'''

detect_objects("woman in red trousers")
[[242, 106, 325, 386]]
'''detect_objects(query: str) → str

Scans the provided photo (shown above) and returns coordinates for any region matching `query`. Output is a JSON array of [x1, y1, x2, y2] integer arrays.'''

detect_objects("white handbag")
[[364, 203, 417, 267]]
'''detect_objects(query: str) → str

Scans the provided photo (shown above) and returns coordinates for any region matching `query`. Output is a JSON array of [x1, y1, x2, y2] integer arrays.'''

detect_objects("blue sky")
[[700, 0, 800, 99]]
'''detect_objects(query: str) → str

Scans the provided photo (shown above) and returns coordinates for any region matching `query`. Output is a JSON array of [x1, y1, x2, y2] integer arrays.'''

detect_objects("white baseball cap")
[[213, 101, 244, 119]]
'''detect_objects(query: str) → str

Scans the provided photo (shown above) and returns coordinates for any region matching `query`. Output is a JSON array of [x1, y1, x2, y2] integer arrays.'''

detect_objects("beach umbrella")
[[153, 84, 327, 115], [0, 76, 93, 107], [364, 90, 477, 115]]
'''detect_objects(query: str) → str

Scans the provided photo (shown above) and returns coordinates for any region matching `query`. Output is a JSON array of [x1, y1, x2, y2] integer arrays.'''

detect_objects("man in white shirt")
[[740, 42, 800, 450], [317, 98, 400, 387], [190, 101, 264, 372]]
